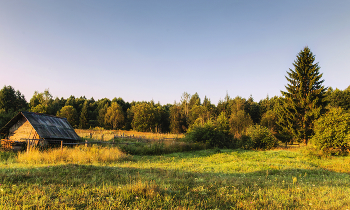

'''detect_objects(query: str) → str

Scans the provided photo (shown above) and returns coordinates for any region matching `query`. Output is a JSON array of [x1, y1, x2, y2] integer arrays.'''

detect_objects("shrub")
[[311, 107, 350, 154], [185, 120, 233, 148], [246, 125, 277, 150]]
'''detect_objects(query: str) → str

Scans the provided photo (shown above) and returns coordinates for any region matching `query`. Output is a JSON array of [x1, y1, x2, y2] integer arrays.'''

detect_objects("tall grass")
[[16, 145, 130, 164], [75, 128, 183, 141]]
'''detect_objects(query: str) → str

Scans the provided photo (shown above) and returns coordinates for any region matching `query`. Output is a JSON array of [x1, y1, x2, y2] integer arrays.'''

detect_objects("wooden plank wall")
[[8, 119, 38, 141]]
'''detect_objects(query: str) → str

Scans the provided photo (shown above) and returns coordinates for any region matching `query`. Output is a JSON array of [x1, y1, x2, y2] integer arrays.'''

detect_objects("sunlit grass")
[[75, 128, 184, 141], [16, 145, 130, 164], [1, 147, 350, 209]]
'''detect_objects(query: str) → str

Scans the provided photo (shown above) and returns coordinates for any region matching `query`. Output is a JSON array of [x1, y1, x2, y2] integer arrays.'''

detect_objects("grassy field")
[[75, 129, 184, 141], [1, 146, 350, 209]]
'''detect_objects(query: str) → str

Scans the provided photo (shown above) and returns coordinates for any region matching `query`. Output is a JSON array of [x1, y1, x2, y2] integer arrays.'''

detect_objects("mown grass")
[[1, 147, 350, 209]]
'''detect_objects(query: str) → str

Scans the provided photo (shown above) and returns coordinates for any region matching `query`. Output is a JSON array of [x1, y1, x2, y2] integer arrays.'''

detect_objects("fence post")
[[27, 140, 29, 154], [85, 140, 88, 147], [61, 141, 63, 151]]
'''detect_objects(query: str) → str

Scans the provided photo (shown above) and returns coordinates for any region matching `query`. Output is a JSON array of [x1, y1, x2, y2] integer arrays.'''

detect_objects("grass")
[[75, 129, 184, 141], [16, 145, 130, 164], [1, 147, 350, 209]]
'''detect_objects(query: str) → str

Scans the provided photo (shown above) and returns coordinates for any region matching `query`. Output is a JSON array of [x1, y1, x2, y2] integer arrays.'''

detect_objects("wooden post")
[[61, 141, 63, 151], [27, 140, 29, 154], [85, 140, 88, 147]]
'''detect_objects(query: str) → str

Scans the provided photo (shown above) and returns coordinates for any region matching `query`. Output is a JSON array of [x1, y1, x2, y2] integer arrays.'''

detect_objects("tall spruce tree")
[[280, 47, 327, 144]]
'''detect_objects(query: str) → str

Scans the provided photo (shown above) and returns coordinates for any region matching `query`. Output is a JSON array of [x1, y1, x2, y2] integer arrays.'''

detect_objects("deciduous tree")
[[57, 105, 78, 127], [104, 102, 125, 130]]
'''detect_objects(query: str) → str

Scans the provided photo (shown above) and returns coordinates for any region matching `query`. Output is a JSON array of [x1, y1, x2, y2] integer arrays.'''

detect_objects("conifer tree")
[[280, 47, 327, 144], [79, 101, 89, 129]]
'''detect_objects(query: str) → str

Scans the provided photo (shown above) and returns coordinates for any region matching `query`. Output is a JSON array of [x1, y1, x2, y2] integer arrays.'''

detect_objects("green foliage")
[[280, 47, 327, 144], [260, 110, 277, 132], [325, 88, 350, 110], [216, 112, 230, 133], [311, 107, 350, 154], [79, 101, 89, 129], [246, 125, 277, 150], [104, 102, 125, 130], [157, 103, 171, 133], [57, 105, 78, 127], [244, 96, 261, 124], [132, 103, 161, 132], [229, 110, 253, 136], [185, 120, 233, 148], [96, 98, 111, 128], [169, 103, 185, 134], [0, 85, 27, 112], [0, 109, 17, 130], [30, 89, 53, 114]]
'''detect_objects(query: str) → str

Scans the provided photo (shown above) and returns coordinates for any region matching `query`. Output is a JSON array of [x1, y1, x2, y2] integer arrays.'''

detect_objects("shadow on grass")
[[1, 163, 350, 209], [0, 163, 348, 188]]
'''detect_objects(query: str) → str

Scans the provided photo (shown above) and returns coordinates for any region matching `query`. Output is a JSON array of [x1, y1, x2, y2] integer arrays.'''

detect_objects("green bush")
[[311, 107, 350, 154], [185, 121, 233, 148], [246, 125, 277, 150]]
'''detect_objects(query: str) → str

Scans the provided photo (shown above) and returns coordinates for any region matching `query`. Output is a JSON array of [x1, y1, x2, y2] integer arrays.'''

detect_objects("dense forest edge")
[[1, 47, 350, 153]]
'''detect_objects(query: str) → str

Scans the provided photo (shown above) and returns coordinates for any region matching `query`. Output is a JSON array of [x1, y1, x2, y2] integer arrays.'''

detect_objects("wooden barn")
[[0, 111, 81, 151]]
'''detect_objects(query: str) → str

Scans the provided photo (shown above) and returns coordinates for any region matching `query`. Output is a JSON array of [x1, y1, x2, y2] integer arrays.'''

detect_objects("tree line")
[[1, 47, 350, 149]]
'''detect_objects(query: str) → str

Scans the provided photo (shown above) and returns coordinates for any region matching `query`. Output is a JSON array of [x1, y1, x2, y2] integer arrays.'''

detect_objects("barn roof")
[[0, 111, 81, 141]]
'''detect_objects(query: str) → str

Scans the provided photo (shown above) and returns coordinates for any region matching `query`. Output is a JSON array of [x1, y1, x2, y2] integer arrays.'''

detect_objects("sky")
[[1, 1, 350, 105]]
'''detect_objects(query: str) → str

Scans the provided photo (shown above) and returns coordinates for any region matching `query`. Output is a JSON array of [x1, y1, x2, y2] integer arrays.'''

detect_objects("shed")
[[0, 111, 81, 150]]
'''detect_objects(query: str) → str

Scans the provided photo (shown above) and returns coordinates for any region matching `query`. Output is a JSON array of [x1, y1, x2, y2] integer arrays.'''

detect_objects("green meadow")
[[1, 146, 350, 209]]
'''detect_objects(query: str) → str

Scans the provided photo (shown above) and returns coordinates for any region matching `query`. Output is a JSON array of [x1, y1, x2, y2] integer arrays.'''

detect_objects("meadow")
[[1, 144, 350, 209], [75, 129, 183, 141]]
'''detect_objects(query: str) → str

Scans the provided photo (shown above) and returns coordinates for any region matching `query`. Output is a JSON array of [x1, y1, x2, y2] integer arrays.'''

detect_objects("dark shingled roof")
[[0, 111, 81, 141]]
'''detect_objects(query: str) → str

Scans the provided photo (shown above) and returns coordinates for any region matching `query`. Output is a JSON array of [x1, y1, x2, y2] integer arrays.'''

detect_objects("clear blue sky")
[[1, 1, 349, 105]]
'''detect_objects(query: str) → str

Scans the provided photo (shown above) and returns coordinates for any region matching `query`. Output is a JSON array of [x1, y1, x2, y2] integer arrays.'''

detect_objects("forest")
[[1, 47, 350, 150]]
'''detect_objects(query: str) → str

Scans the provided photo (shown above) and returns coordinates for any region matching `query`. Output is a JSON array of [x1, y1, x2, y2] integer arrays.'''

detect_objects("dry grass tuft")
[[16, 145, 130, 164]]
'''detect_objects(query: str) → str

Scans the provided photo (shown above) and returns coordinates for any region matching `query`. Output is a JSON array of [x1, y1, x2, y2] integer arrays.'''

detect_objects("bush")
[[311, 107, 350, 154], [185, 121, 233, 148], [246, 125, 277, 150]]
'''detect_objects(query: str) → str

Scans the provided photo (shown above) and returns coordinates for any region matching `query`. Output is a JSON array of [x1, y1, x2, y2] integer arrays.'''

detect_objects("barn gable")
[[0, 111, 81, 141]]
